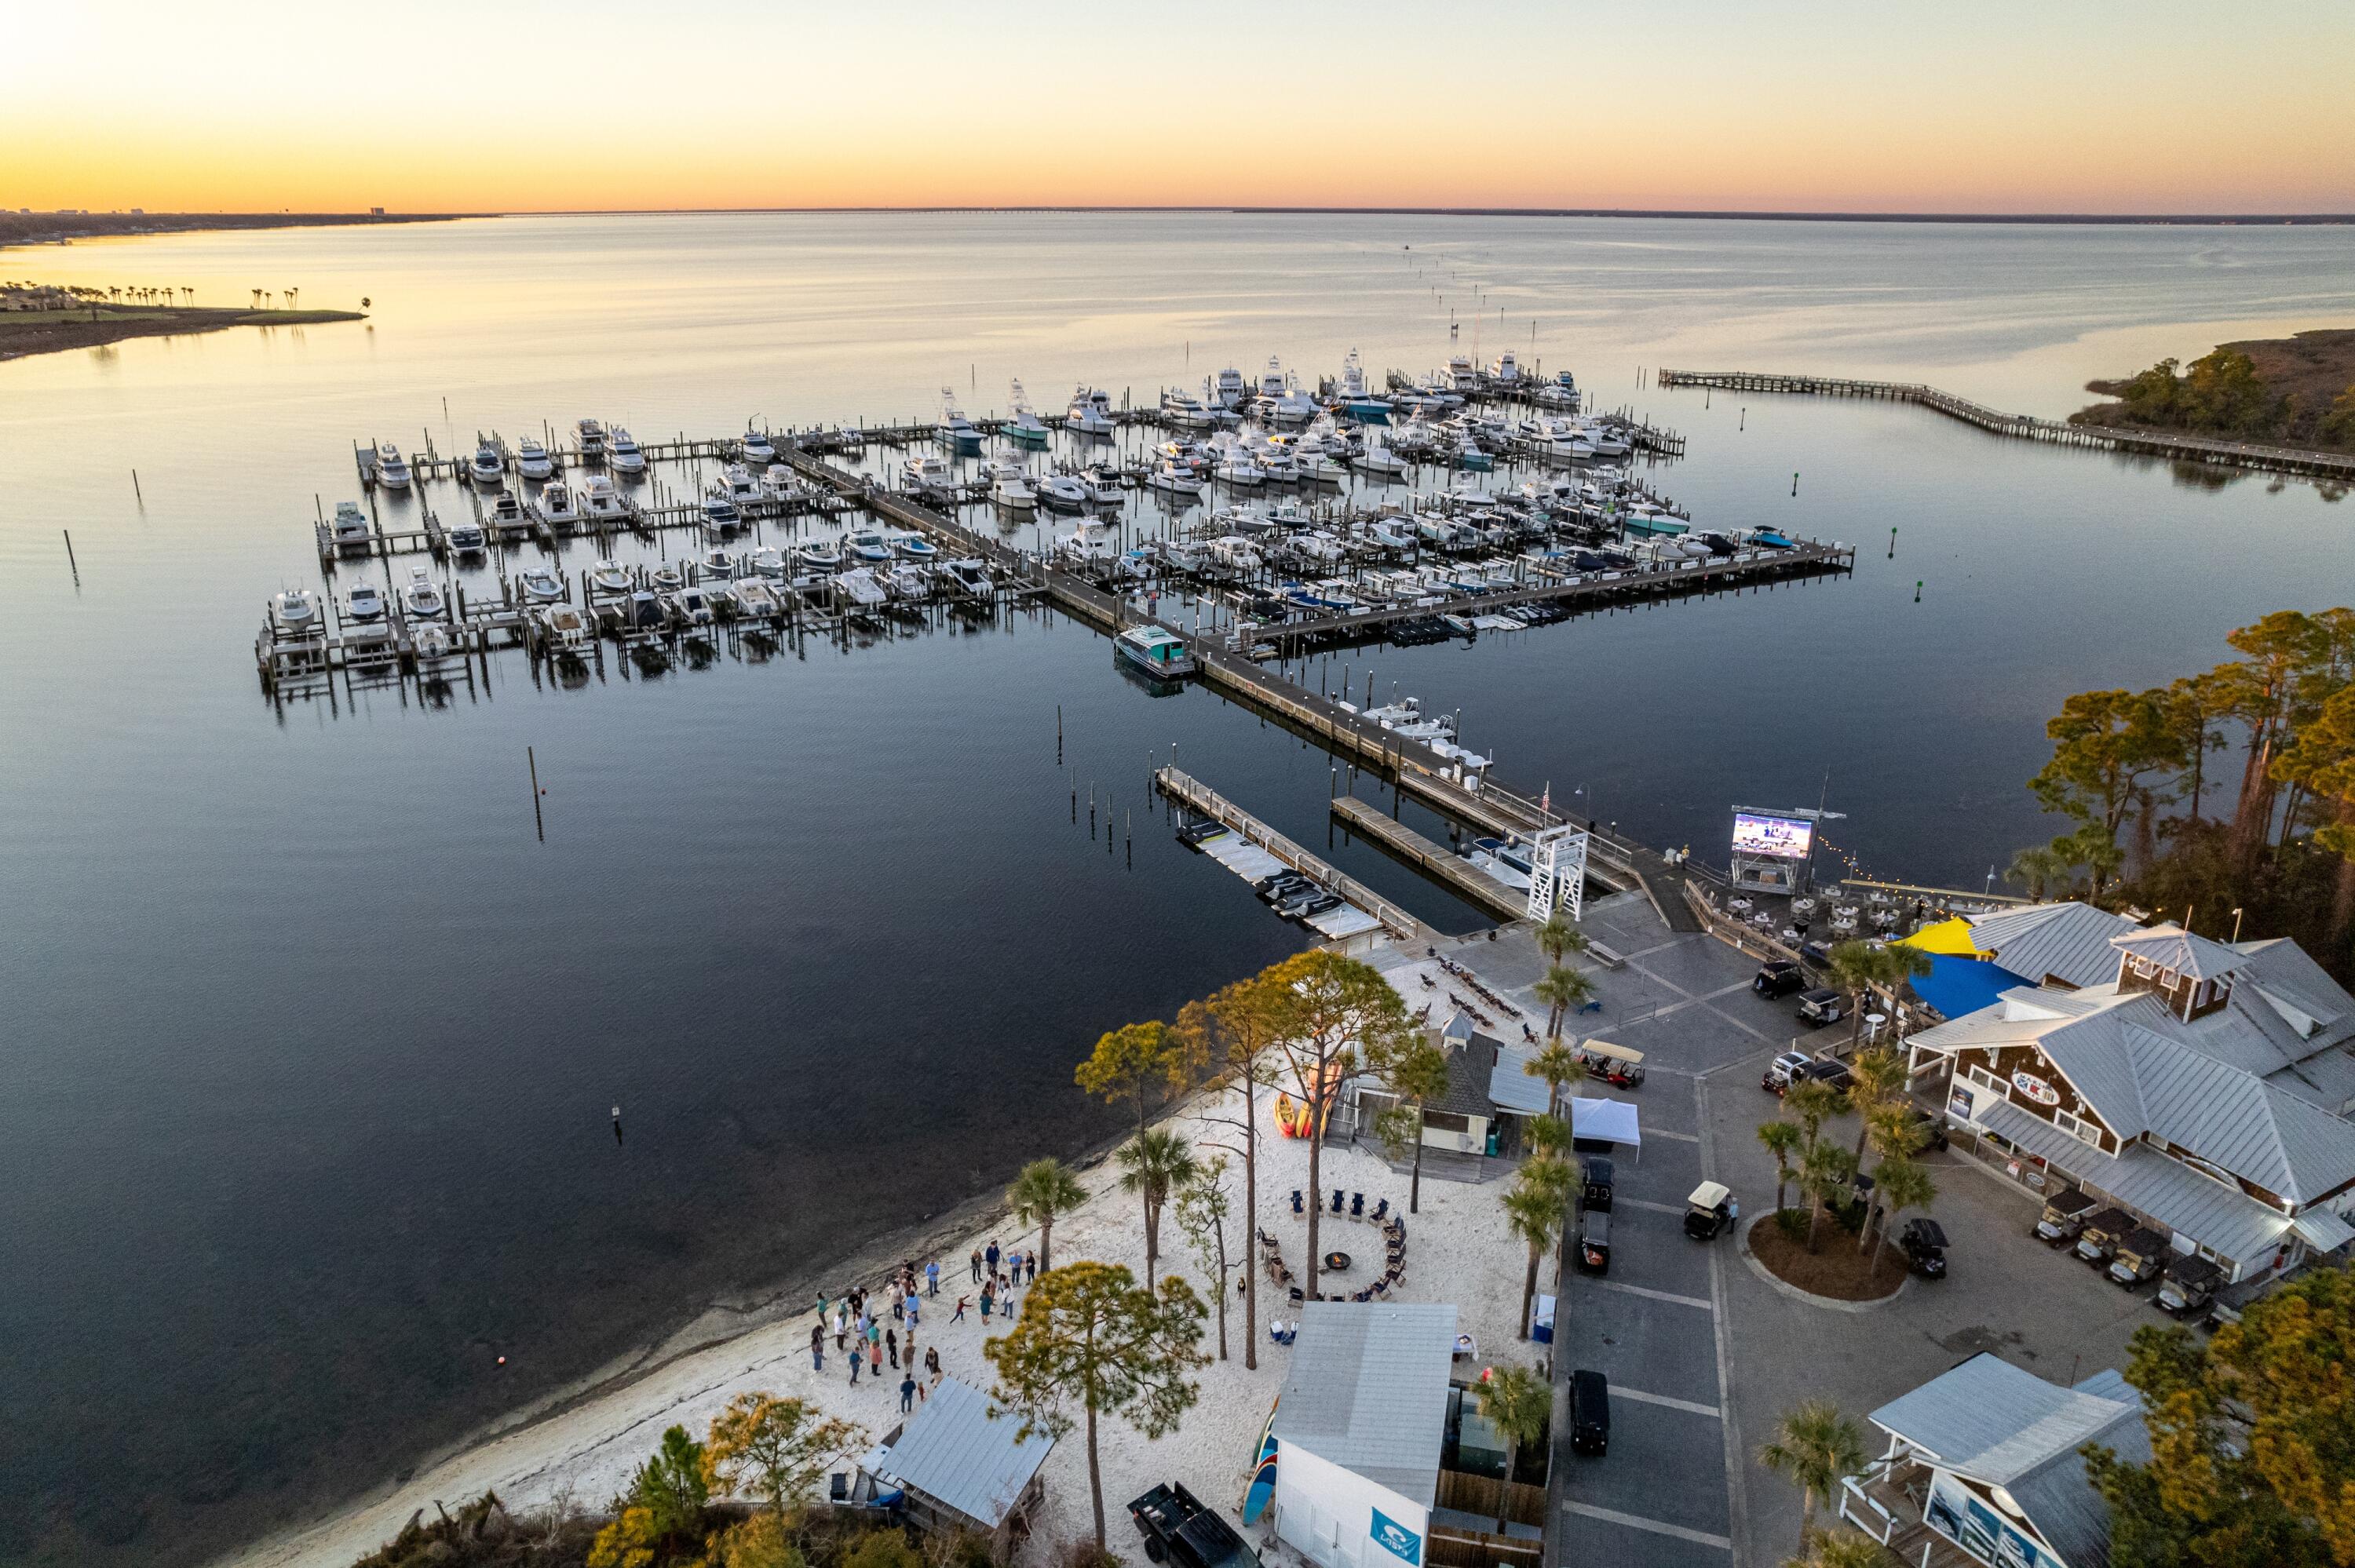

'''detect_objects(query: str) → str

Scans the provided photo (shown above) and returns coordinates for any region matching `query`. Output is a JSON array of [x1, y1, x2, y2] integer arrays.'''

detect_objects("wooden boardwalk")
[[1656, 369, 2355, 480], [1329, 796, 1529, 922], [1152, 767, 1432, 942]]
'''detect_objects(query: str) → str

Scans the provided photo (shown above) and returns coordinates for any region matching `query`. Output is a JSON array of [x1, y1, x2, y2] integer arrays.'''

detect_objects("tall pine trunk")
[[1519, 1245, 1539, 1339], [1410, 1107, 1427, 1213], [1305, 1081, 1324, 1300], [1243, 1076, 1259, 1370], [1086, 1402, 1105, 1548]]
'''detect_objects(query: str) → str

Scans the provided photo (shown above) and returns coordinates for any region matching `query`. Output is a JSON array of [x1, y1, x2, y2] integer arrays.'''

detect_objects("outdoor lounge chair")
[[1371, 1198, 1389, 1222], [1288, 1286, 1305, 1305], [1349, 1192, 1364, 1217], [1331, 1190, 1345, 1214], [1291, 1189, 1304, 1214]]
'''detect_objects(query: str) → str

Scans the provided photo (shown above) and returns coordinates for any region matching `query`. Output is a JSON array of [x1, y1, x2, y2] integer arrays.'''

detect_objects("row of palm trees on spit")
[[0, 283, 305, 309]]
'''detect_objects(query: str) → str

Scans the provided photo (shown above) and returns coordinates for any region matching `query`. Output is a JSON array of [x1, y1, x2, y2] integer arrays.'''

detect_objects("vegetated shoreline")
[[0, 210, 463, 250], [2073, 326, 2355, 454], [0, 304, 367, 362]]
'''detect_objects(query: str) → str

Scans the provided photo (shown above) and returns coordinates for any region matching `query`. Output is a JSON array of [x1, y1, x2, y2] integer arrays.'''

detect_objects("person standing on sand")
[[816, 1292, 830, 1324], [886, 1328, 900, 1369], [925, 1345, 940, 1379], [1026, 1253, 1037, 1285], [900, 1373, 917, 1413], [926, 1260, 940, 1296], [985, 1240, 1000, 1278], [905, 1294, 919, 1336], [891, 1288, 904, 1325], [868, 1337, 882, 1377], [969, 1247, 983, 1283], [850, 1346, 862, 1385], [833, 1307, 847, 1351], [980, 1282, 995, 1319], [951, 1295, 969, 1322], [811, 1324, 825, 1370]]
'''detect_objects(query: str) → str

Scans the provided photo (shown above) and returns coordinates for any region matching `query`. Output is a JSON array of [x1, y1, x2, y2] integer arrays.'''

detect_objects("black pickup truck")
[[1129, 1483, 1261, 1568]]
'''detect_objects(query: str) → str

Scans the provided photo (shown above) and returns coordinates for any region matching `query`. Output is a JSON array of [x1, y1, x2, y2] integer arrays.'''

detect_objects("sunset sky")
[[10, 0, 2354, 215]]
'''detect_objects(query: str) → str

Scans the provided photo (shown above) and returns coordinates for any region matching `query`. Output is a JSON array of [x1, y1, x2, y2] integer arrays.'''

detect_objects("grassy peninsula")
[[2073, 328, 2355, 452], [0, 297, 367, 360]]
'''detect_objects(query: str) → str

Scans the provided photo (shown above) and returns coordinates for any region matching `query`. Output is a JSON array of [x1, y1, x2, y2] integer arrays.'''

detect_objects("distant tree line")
[[2076, 345, 2355, 450]]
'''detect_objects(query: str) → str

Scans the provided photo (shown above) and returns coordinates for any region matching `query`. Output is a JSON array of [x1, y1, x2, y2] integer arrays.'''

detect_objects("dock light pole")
[[2231, 907, 2245, 942]]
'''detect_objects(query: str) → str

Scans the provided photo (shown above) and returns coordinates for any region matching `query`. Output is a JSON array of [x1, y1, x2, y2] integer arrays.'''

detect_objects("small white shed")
[[1271, 1302, 1459, 1568]]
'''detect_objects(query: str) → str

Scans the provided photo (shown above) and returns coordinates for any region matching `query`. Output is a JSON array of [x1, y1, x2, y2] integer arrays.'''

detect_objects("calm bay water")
[[2, 213, 2352, 1565]]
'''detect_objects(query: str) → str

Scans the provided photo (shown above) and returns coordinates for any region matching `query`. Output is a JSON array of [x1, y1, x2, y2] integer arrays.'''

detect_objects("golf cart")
[[1580, 1157, 1615, 1212], [2033, 1187, 2098, 1246], [2109, 1229, 2169, 1289], [1684, 1181, 1739, 1240], [1798, 988, 1847, 1026], [2075, 1208, 2137, 1267], [1574, 1038, 1645, 1088], [2158, 1253, 2223, 1320], [1129, 1482, 1260, 1568], [1763, 1050, 1812, 1093], [1754, 960, 1807, 997], [1899, 1216, 1948, 1278]]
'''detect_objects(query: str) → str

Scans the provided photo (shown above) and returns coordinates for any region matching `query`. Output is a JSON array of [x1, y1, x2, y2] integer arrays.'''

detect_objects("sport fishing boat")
[[1067, 385, 1119, 436], [608, 427, 646, 475], [345, 582, 387, 622], [400, 567, 447, 620], [1079, 463, 1126, 504], [469, 442, 504, 490], [1002, 381, 1051, 449], [1338, 349, 1391, 424], [576, 418, 608, 461], [1213, 365, 1248, 410], [936, 389, 984, 457], [268, 587, 321, 637], [902, 453, 955, 492], [1490, 351, 1521, 385], [841, 528, 894, 564], [722, 464, 761, 505], [582, 476, 626, 522], [330, 500, 372, 549], [374, 443, 412, 489], [1161, 386, 1218, 429], [740, 424, 776, 465], [1148, 461, 1205, 496], [1055, 518, 1120, 565]]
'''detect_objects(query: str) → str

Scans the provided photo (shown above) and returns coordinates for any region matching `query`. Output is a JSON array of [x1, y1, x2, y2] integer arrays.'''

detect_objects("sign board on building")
[[1924, 1471, 2049, 1568], [2011, 1071, 2061, 1107], [1369, 1509, 1422, 1566], [1947, 1086, 1973, 1124]]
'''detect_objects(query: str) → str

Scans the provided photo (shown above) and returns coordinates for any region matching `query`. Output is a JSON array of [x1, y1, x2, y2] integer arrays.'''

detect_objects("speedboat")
[[608, 428, 645, 475], [345, 582, 387, 622], [1356, 444, 1409, 478], [1067, 386, 1118, 436], [1036, 473, 1089, 510], [740, 424, 775, 465], [702, 487, 741, 534], [582, 476, 626, 521], [729, 578, 783, 619], [1002, 381, 1050, 449], [990, 461, 1036, 511], [650, 563, 685, 593], [401, 567, 447, 620], [841, 528, 894, 565], [699, 547, 737, 580], [944, 558, 995, 598], [518, 567, 565, 604], [749, 545, 788, 578], [517, 437, 553, 481], [445, 517, 487, 554], [469, 442, 504, 490], [1156, 538, 1207, 573], [722, 464, 761, 505], [534, 602, 593, 657], [893, 532, 940, 562], [576, 418, 607, 461], [1490, 351, 1521, 385], [885, 563, 931, 602], [835, 567, 889, 609], [414, 622, 457, 664], [669, 586, 717, 629], [622, 589, 664, 639], [268, 588, 321, 637], [589, 560, 633, 595], [540, 480, 582, 526], [374, 443, 412, 489], [331, 500, 371, 549], [937, 389, 983, 457], [795, 539, 845, 573]]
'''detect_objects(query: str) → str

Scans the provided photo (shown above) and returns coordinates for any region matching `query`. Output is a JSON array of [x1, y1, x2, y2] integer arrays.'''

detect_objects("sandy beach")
[[217, 946, 1542, 1568]]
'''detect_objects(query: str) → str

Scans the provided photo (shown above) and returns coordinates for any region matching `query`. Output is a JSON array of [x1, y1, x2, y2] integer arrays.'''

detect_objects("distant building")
[[1909, 922, 2355, 1282], [1840, 1351, 2149, 1567]]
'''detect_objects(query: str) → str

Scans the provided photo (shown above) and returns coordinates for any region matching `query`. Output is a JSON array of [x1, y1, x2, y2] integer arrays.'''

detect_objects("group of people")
[[955, 1237, 1037, 1325], [811, 1263, 945, 1412]]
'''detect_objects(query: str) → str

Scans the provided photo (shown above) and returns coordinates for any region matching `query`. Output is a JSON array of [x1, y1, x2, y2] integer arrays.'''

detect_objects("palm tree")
[[1522, 1038, 1586, 1117], [1533, 906, 1586, 970], [1532, 964, 1594, 1041], [1502, 1161, 1568, 1339], [1795, 1138, 1858, 1254], [2006, 844, 2068, 900], [1115, 1129, 1199, 1290], [1758, 1121, 1803, 1212], [1866, 1156, 1937, 1270], [1825, 941, 1881, 1050], [1844, 1048, 1907, 1164], [1782, 1078, 1846, 1147], [1780, 1528, 1890, 1568], [250, 288, 263, 309], [1758, 1399, 1867, 1548], [1007, 1157, 1087, 1274], [1477, 1365, 1551, 1491]]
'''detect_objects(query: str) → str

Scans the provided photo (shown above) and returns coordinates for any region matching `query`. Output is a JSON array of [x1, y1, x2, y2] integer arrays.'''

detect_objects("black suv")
[[1754, 960, 1806, 997]]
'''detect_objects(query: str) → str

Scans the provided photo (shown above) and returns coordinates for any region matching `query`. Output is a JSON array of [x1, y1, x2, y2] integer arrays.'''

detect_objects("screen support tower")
[[1729, 804, 1845, 895], [1526, 826, 1591, 924]]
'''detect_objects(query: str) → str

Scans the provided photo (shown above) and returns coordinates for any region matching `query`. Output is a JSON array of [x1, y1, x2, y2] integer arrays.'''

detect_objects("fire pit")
[[1324, 1251, 1352, 1273]]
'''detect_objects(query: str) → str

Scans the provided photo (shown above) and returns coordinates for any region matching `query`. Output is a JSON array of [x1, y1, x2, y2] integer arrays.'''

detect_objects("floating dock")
[[1153, 766, 1427, 943]]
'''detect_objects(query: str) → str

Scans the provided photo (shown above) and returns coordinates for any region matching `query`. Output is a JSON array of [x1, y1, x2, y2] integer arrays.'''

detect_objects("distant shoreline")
[[0, 211, 462, 251], [0, 304, 367, 362]]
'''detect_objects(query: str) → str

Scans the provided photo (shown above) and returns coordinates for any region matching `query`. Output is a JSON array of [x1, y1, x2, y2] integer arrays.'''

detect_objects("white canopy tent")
[[1568, 1096, 1641, 1163]]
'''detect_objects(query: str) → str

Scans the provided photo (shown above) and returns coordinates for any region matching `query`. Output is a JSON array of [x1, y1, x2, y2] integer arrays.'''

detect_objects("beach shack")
[[1271, 1303, 1459, 1568], [857, 1377, 1054, 1553]]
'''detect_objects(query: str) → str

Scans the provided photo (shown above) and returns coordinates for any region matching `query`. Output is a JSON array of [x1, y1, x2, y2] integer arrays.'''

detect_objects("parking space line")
[[1589, 1279, 1713, 1311], [1642, 1127, 1700, 1144], [1611, 1384, 1722, 1418], [1561, 1502, 1732, 1551], [1613, 1198, 1685, 1216]]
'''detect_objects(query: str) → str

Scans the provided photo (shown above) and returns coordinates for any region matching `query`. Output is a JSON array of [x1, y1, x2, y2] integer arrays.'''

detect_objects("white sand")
[[221, 959, 1545, 1568]]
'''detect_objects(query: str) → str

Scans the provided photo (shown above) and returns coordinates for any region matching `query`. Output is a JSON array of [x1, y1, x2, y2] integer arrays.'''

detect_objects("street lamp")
[[2230, 906, 2245, 943]]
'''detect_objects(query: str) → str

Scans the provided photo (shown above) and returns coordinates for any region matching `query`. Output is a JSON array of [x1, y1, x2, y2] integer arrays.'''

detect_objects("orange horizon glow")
[[8, 2, 2354, 217]]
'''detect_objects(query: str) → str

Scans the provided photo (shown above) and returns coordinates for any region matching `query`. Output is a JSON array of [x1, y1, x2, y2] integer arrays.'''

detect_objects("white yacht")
[[1079, 463, 1126, 504], [331, 500, 371, 549], [1213, 365, 1248, 410], [582, 476, 626, 521], [589, 560, 633, 596], [608, 428, 646, 476], [268, 588, 321, 637], [740, 424, 776, 465], [445, 516, 487, 554], [1490, 350, 1521, 385], [487, 490, 527, 535], [1444, 353, 1479, 392], [1148, 461, 1205, 495], [902, 452, 954, 491], [893, 532, 940, 562], [1003, 381, 1051, 449], [576, 418, 607, 461], [517, 567, 565, 604], [701, 487, 741, 535], [540, 480, 583, 526], [346, 582, 387, 622], [1067, 386, 1118, 436], [722, 463, 761, 504], [937, 389, 983, 457], [1356, 443, 1409, 478], [699, 547, 738, 580], [517, 436, 553, 481], [835, 567, 889, 609], [374, 443, 411, 489], [469, 442, 504, 490], [1055, 519, 1119, 565], [1161, 387, 1217, 429], [762, 462, 800, 501], [796, 538, 845, 573], [1035, 472, 1089, 509], [989, 460, 1037, 510], [1207, 535, 1263, 572], [400, 567, 447, 620], [1211, 440, 1265, 487]]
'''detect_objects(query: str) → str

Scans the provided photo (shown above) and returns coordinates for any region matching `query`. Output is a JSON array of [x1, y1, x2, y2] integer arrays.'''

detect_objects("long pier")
[[1328, 797, 1528, 922], [1656, 369, 2355, 481], [1152, 767, 1432, 942]]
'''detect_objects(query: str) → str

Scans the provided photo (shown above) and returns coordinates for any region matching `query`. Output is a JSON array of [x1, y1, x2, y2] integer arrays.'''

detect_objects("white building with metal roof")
[[1269, 1302, 1458, 1568], [1908, 924, 2355, 1281], [1839, 1352, 2149, 1567], [859, 1376, 1053, 1547]]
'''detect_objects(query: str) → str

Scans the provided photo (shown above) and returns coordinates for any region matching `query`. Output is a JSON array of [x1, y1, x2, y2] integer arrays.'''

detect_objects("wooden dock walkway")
[[1152, 767, 1431, 942], [1328, 796, 1528, 922], [1656, 369, 2355, 481]]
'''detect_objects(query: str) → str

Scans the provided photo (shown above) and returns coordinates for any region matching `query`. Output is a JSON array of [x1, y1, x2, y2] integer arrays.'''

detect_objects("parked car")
[[1580, 1157, 1615, 1213], [1762, 1050, 1813, 1093], [1754, 960, 1807, 997], [1128, 1483, 1261, 1568], [1684, 1181, 1738, 1240], [2109, 1229, 2169, 1289], [2075, 1208, 2137, 1267], [2158, 1253, 2223, 1319], [1899, 1217, 1948, 1278], [1568, 1369, 1611, 1456], [1575, 1208, 1612, 1274], [1798, 989, 1847, 1026], [2034, 1187, 2098, 1245]]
